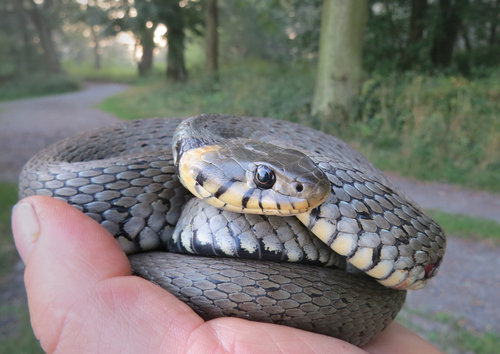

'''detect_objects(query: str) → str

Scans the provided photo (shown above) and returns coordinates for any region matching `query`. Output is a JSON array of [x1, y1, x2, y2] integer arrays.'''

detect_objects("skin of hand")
[[11, 196, 441, 353]]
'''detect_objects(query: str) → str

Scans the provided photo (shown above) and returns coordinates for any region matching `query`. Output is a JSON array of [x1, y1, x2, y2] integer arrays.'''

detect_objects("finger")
[[189, 317, 366, 353], [11, 196, 204, 353], [362, 321, 442, 354]]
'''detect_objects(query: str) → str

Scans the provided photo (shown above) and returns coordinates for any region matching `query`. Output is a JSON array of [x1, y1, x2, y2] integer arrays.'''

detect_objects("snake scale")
[[19, 114, 446, 346]]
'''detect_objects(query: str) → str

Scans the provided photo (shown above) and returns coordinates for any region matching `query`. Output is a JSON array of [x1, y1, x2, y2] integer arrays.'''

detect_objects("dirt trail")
[[0, 82, 125, 182], [0, 82, 499, 346], [387, 172, 500, 224]]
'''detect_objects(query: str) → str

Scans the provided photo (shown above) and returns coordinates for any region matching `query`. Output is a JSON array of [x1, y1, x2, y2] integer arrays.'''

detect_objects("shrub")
[[0, 73, 81, 101]]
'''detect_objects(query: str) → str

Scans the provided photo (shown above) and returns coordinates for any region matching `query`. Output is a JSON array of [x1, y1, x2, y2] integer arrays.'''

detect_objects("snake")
[[18, 114, 446, 346]]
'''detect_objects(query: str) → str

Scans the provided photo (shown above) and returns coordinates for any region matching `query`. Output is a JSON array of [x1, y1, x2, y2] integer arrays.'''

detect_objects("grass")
[[398, 307, 500, 354], [353, 73, 500, 193], [0, 73, 81, 102], [0, 182, 18, 280], [427, 209, 500, 243], [98, 60, 500, 193], [63, 61, 164, 85], [0, 304, 42, 354], [99, 60, 315, 121], [0, 182, 41, 353]]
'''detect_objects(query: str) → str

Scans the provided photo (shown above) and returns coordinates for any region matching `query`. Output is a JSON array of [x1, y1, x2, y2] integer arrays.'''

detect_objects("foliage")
[[0, 183, 41, 353], [0, 183, 18, 279], [99, 60, 315, 121], [0, 0, 44, 78], [398, 307, 500, 354], [2, 0, 498, 83], [364, 0, 500, 75], [351, 71, 500, 191], [0, 304, 42, 354], [426, 210, 500, 244], [63, 61, 154, 84], [0, 73, 81, 101], [219, 0, 322, 61]]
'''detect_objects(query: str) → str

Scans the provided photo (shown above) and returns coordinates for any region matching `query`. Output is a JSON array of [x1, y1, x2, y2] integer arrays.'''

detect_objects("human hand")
[[12, 196, 441, 353]]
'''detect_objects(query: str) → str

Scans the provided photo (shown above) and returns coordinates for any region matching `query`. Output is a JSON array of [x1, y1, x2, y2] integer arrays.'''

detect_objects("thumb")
[[11, 196, 202, 352]]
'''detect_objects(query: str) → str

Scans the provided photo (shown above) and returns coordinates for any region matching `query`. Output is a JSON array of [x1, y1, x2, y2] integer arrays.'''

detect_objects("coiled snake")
[[19, 114, 446, 345]]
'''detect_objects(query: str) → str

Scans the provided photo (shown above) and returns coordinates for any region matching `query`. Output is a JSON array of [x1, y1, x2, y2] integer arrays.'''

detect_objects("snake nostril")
[[296, 184, 303, 193]]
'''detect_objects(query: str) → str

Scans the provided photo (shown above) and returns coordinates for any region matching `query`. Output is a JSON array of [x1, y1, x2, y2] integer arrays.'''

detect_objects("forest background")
[[1, 0, 499, 192]]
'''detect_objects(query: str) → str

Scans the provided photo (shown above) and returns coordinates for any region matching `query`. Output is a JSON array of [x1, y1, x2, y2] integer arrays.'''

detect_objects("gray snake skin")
[[19, 115, 445, 346]]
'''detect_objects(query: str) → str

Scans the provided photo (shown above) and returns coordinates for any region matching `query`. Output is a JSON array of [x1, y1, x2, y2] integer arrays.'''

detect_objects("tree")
[[205, 0, 218, 79], [311, 0, 368, 126], [82, 5, 111, 70], [430, 0, 466, 67], [159, 0, 188, 81], [20, 0, 62, 74], [137, 23, 156, 76], [113, 0, 160, 76], [401, 0, 428, 69]]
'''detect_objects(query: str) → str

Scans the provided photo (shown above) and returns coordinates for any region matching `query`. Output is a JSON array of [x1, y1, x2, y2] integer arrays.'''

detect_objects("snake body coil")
[[19, 115, 446, 345]]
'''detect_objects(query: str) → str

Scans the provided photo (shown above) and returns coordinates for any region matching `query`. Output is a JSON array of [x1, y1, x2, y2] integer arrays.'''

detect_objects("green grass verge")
[[98, 60, 315, 121], [0, 182, 18, 279], [0, 182, 41, 353], [0, 74, 81, 102], [398, 307, 500, 354], [0, 304, 42, 354], [63, 61, 165, 85], [427, 209, 500, 243]]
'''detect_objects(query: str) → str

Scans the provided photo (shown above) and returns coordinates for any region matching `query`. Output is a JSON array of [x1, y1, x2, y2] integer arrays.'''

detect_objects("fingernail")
[[12, 201, 40, 263]]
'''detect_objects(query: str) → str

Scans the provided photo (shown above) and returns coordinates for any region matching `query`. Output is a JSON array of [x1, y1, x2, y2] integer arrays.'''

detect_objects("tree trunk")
[[14, 0, 36, 74], [138, 25, 155, 76], [89, 25, 101, 70], [166, 3, 187, 82], [311, 0, 367, 126], [401, 0, 428, 69], [488, 0, 498, 46], [205, 0, 219, 80], [430, 0, 464, 67], [408, 0, 428, 43], [23, 0, 61, 74]]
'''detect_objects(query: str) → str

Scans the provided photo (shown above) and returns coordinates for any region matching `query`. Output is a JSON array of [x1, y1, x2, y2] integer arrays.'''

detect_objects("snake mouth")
[[424, 257, 442, 279], [181, 179, 321, 216]]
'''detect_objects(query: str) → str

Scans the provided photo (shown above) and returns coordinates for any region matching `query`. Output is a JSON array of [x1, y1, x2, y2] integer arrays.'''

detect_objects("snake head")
[[176, 140, 331, 215]]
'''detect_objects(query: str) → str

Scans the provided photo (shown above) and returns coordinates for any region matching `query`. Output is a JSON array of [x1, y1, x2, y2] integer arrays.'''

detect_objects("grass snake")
[[19, 114, 446, 346]]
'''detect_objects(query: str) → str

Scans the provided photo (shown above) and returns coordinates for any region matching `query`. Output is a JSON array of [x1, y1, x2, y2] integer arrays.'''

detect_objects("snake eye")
[[254, 165, 276, 189]]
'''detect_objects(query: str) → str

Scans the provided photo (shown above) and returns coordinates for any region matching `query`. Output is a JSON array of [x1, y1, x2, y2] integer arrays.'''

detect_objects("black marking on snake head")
[[196, 171, 207, 186], [214, 179, 237, 198], [257, 191, 264, 210], [242, 189, 254, 209]]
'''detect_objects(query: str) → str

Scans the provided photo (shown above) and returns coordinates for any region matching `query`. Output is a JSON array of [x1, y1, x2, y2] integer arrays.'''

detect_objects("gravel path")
[[387, 172, 500, 224], [0, 82, 499, 346], [0, 82, 125, 182]]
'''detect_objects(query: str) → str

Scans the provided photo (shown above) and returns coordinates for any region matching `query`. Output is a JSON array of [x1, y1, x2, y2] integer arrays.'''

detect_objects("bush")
[[350, 72, 500, 191], [99, 60, 316, 122], [0, 73, 81, 101]]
